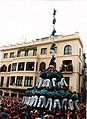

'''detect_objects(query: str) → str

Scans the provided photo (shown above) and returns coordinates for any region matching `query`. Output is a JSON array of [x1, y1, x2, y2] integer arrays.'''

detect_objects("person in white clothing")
[[45, 98, 53, 110], [61, 78, 68, 88], [26, 96, 31, 105], [36, 77, 44, 88], [33, 95, 39, 107], [42, 79, 51, 89], [53, 99, 61, 109], [68, 99, 74, 110], [37, 95, 46, 108], [58, 77, 68, 88], [62, 98, 68, 110], [74, 100, 80, 110], [28, 95, 35, 107], [52, 78, 56, 87], [22, 96, 29, 104]]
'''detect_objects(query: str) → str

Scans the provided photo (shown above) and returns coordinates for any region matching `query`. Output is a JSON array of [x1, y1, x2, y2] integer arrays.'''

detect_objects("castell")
[[22, 9, 80, 118]]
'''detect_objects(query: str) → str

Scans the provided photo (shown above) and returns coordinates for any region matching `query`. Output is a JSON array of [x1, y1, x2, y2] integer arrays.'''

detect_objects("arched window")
[[1, 65, 7, 72], [39, 62, 46, 72], [64, 45, 72, 55]]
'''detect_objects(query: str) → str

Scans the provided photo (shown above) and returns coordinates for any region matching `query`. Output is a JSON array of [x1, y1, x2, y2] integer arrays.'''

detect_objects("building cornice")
[[0, 33, 83, 51]]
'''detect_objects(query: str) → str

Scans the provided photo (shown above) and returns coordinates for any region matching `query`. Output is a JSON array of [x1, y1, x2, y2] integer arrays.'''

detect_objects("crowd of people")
[[0, 96, 86, 119]]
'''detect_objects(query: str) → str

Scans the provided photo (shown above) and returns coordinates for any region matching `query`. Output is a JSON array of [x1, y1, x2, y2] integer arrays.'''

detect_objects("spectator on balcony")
[[62, 64, 68, 71], [62, 63, 73, 72], [68, 63, 73, 71]]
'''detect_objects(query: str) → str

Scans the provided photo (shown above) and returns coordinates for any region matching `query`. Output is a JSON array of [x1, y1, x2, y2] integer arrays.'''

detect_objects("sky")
[[0, 0, 87, 61]]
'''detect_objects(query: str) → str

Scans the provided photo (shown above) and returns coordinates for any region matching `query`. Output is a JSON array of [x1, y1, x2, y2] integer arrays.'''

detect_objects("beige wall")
[[0, 33, 84, 96]]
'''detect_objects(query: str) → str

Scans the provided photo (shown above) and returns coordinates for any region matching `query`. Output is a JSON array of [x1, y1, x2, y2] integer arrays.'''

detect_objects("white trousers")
[[37, 96, 46, 108], [53, 99, 61, 109], [22, 96, 29, 104], [36, 77, 44, 88], [52, 78, 56, 87], [45, 98, 52, 110], [62, 98, 67, 110], [28, 96, 35, 107], [26, 95, 38, 107], [61, 78, 68, 87], [74, 100, 80, 110], [68, 99, 74, 110], [33, 95, 38, 107], [42, 79, 51, 88], [26, 96, 31, 105], [58, 78, 68, 88]]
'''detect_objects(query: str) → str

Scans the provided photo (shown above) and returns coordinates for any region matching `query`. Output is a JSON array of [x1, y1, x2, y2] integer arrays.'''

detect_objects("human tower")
[[22, 9, 79, 114]]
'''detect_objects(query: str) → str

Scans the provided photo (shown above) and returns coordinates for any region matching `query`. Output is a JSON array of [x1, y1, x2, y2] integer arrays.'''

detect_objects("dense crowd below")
[[0, 96, 86, 119]]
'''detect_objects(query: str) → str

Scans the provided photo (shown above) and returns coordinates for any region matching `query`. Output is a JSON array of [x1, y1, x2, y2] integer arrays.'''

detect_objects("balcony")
[[17, 48, 37, 57], [61, 64, 73, 74]]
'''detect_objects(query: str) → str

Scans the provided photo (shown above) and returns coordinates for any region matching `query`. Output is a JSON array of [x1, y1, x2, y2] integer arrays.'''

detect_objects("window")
[[0, 77, 4, 87], [16, 76, 23, 86], [1, 65, 7, 72], [6, 77, 10, 87], [17, 50, 25, 57], [25, 50, 28, 56], [25, 49, 37, 56], [18, 62, 25, 71], [4, 53, 8, 58], [12, 63, 17, 71], [26, 62, 34, 71], [24, 76, 33, 86], [8, 64, 11, 72], [28, 50, 33, 56], [33, 49, 37, 56], [4, 93, 9, 96], [10, 52, 14, 58], [62, 60, 73, 72], [10, 76, 15, 85], [64, 45, 72, 55], [41, 48, 47, 55], [17, 51, 21, 57], [39, 62, 46, 71], [21, 51, 25, 57]]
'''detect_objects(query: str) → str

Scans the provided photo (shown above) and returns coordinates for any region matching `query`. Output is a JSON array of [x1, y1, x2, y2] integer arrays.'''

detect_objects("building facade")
[[0, 32, 84, 97], [83, 53, 87, 103]]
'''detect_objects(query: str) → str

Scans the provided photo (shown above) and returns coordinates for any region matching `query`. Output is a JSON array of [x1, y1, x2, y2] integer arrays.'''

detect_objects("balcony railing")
[[61, 64, 73, 73]]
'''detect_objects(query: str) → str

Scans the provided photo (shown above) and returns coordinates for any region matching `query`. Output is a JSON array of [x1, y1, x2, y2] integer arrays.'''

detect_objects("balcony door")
[[62, 60, 73, 72]]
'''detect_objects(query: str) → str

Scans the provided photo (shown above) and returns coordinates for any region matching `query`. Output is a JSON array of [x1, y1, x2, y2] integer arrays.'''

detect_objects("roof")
[[0, 32, 83, 51]]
